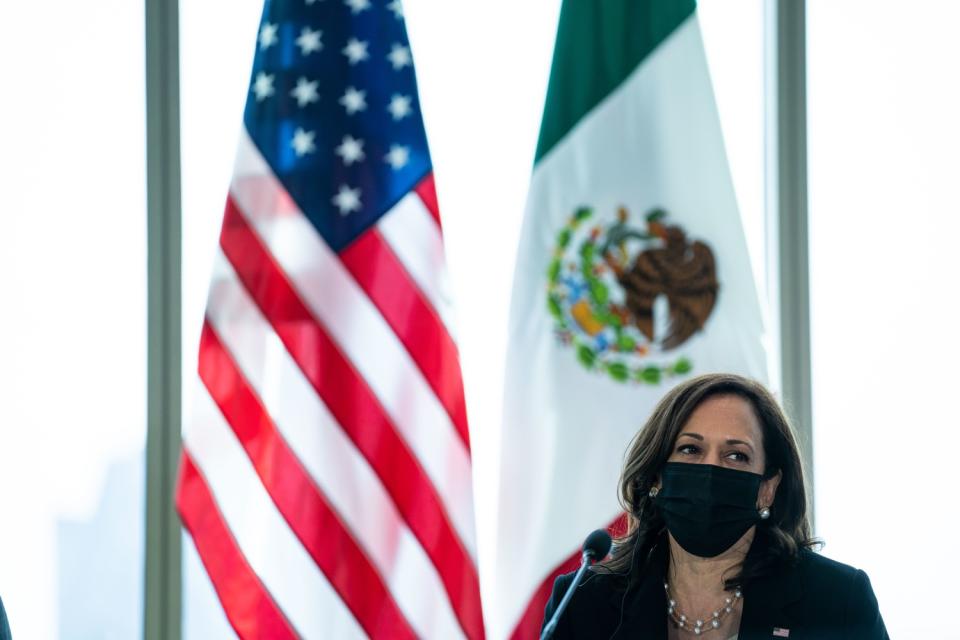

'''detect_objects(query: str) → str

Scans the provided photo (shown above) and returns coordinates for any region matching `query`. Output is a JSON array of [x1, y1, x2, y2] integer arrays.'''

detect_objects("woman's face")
[[666, 393, 781, 509]]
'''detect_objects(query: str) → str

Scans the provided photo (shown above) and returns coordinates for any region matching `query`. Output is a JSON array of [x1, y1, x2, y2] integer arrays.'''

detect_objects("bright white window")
[[808, 2, 960, 636], [0, 1, 146, 638]]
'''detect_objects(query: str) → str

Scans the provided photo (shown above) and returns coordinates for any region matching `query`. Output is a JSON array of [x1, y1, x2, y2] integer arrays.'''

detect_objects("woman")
[[543, 373, 887, 639]]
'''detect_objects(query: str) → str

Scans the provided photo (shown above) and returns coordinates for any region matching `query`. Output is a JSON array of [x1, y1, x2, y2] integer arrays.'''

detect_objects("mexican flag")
[[491, 1, 767, 638]]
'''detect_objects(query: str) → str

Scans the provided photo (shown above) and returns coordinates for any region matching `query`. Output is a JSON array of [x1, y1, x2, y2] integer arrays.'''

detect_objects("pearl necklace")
[[663, 581, 742, 635]]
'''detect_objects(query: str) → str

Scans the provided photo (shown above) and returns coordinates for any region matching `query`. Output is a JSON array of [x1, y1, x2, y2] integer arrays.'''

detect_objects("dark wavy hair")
[[601, 373, 819, 589]]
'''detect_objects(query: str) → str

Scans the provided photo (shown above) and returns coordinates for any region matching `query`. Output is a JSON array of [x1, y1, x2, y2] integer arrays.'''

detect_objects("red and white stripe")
[[177, 130, 484, 639]]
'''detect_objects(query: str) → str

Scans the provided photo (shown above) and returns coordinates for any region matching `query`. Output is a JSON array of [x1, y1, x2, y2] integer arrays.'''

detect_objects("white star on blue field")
[[244, 0, 431, 251]]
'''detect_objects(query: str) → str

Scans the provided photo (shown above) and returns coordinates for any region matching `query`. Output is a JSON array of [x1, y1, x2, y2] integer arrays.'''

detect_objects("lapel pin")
[[772, 628, 790, 637]]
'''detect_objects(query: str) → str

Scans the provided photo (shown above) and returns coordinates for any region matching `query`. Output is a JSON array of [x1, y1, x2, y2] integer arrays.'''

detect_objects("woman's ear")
[[759, 469, 782, 509]]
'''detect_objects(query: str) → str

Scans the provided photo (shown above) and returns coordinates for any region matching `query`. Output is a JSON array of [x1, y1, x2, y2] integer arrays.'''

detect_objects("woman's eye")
[[727, 451, 750, 463], [677, 444, 700, 455]]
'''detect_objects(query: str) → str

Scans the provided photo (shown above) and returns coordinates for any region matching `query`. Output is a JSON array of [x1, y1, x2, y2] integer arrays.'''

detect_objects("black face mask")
[[654, 462, 763, 558]]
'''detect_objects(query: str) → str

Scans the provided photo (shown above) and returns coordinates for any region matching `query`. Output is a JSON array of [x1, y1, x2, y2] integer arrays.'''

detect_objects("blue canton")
[[244, 0, 431, 252]]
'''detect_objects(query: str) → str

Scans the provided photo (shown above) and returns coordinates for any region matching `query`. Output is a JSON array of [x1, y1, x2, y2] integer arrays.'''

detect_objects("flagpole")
[[765, 0, 814, 528], [144, 0, 183, 636]]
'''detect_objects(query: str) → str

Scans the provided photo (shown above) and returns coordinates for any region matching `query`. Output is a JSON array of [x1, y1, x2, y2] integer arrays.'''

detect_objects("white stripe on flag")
[[206, 251, 467, 640], [183, 387, 366, 640], [377, 192, 459, 341], [229, 131, 478, 558]]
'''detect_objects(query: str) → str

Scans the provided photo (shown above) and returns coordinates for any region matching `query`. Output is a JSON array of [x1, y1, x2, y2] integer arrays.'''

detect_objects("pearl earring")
[[648, 486, 659, 498], [759, 506, 771, 520]]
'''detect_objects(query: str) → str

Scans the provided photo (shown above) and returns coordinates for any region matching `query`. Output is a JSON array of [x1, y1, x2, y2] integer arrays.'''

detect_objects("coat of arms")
[[546, 206, 719, 384]]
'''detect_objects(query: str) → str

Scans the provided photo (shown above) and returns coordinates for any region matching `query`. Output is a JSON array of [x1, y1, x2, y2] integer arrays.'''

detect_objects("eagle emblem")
[[546, 206, 719, 384]]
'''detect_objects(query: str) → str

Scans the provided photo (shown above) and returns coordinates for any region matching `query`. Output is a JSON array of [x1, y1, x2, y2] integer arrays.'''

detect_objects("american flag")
[[175, 0, 484, 638]]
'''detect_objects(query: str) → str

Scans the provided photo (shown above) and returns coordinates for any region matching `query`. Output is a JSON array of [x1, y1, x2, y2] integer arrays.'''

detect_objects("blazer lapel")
[[738, 564, 803, 640]]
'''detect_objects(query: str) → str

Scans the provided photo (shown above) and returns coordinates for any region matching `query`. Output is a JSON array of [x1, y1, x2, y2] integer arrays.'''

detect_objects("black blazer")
[[543, 547, 888, 639]]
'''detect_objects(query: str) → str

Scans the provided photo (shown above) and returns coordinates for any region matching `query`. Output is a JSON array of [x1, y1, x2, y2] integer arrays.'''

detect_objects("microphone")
[[540, 529, 613, 640]]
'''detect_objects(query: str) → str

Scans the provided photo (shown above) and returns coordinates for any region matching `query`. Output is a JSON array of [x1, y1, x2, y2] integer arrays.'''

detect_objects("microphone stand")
[[539, 550, 596, 640]]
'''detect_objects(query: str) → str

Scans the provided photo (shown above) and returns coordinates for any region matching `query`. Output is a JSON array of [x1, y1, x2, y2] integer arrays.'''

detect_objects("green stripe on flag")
[[534, 0, 697, 163]]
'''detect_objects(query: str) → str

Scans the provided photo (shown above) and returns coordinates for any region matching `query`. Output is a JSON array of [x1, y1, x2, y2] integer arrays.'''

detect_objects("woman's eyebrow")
[[678, 432, 756, 453], [726, 438, 755, 452]]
